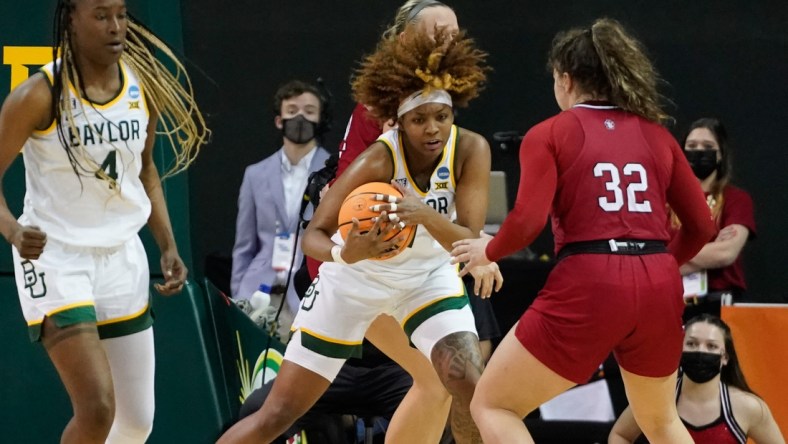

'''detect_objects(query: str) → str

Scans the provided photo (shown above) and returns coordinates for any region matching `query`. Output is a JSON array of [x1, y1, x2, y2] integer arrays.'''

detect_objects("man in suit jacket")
[[232, 80, 331, 339]]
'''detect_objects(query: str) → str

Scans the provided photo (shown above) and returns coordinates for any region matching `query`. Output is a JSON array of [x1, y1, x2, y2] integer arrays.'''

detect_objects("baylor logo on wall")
[[235, 331, 284, 403], [20, 259, 47, 298], [251, 346, 284, 388]]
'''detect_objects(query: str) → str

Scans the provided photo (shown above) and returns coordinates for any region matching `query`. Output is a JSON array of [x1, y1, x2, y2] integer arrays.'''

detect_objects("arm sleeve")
[[485, 124, 557, 262], [231, 170, 258, 297], [336, 103, 383, 178], [666, 142, 717, 265]]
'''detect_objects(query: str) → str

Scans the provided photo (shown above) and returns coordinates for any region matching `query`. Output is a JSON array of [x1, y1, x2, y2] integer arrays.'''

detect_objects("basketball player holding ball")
[[337, 182, 416, 260], [218, 29, 493, 443]]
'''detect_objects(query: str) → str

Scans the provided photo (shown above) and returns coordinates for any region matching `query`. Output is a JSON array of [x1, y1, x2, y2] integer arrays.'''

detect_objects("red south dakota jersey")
[[486, 102, 709, 262], [549, 103, 677, 252]]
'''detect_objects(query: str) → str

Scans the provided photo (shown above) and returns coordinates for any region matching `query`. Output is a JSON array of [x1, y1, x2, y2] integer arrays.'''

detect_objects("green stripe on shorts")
[[97, 305, 154, 339], [403, 294, 469, 338], [27, 305, 97, 342], [300, 330, 363, 359]]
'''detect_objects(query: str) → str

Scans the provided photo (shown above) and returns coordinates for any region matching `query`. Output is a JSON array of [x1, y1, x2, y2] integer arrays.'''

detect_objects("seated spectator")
[[608, 314, 784, 444], [231, 80, 331, 338], [672, 118, 756, 320]]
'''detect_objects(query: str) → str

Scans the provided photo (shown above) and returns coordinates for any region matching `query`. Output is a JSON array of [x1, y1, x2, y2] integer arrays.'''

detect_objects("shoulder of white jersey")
[[31, 61, 58, 135], [375, 128, 398, 149], [376, 129, 399, 177], [38, 60, 56, 84]]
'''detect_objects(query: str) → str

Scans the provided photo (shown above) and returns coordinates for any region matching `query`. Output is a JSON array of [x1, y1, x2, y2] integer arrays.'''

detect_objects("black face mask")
[[681, 351, 722, 383], [685, 149, 719, 180], [281, 115, 318, 145]]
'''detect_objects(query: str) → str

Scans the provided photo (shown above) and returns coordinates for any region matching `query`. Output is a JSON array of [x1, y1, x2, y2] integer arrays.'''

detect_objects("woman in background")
[[675, 117, 756, 320], [609, 314, 784, 444]]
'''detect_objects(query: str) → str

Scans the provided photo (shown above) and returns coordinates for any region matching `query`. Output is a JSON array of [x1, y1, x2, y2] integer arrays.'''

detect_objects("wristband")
[[331, 245, 348, 265]]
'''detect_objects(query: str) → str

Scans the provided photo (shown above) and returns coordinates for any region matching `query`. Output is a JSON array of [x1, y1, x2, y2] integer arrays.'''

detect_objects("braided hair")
[[52, 0, 209, 190]]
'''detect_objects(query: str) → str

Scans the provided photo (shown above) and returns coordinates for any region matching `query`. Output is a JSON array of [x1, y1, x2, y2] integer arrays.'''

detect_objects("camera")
[[300, 153, 339, 225]]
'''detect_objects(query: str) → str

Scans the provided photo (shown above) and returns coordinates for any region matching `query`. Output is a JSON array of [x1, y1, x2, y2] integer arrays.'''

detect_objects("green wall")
[[0, 2, 51, 273]]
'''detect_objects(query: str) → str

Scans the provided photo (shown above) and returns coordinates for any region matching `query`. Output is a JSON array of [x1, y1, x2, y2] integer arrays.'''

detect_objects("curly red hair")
[[352, 29, 489, 122]]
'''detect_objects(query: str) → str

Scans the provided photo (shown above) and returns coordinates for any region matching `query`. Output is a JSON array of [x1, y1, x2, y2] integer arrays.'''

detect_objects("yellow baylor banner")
[[3, 46, 52, 91]]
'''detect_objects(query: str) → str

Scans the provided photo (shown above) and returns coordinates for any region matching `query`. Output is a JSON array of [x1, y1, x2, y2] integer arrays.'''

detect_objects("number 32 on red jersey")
[[593, 162, 652, 213]]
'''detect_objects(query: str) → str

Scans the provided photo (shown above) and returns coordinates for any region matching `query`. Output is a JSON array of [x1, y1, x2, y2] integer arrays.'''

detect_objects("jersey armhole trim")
[[449, 125, 458, 189], [377, 137, 397, 184], [32, 69, 57, 135]]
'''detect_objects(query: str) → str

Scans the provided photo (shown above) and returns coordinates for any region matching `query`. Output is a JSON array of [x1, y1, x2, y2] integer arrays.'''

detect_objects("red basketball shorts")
[[515, 253, 685, 384]]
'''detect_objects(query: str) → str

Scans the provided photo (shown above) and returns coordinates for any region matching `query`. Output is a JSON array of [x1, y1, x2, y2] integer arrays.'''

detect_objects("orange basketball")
[[338, 182, 416, 260]]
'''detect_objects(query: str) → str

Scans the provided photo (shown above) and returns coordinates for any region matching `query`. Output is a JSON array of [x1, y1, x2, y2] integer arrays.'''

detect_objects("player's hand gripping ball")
[[338, 182, 416, 260]]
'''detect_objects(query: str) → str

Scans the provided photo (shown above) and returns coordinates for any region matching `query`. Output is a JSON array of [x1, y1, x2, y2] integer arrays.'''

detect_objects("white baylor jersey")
[[22, 60, 151, 247], [332, 125, 459, 289]]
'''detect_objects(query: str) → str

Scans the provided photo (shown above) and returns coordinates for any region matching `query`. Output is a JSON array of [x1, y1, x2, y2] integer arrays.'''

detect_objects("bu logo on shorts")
[[20, 260, 47, 298]]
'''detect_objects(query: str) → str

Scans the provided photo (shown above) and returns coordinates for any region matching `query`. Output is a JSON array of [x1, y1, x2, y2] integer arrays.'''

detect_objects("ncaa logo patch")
[[437, 166, 450, 180], [604, 119, 615, 130], [128, 85, 141, 99]]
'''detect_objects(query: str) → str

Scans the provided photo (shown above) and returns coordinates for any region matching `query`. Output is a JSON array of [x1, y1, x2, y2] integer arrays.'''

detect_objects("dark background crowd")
[[179, 0, 787, 303]]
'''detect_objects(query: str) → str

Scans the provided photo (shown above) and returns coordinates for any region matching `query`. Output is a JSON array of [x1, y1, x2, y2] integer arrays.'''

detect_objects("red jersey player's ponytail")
[[547, 17, 672, 125]]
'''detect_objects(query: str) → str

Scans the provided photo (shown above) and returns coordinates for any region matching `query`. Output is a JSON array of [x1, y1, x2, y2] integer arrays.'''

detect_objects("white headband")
[[397, 89, 453, 117]]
